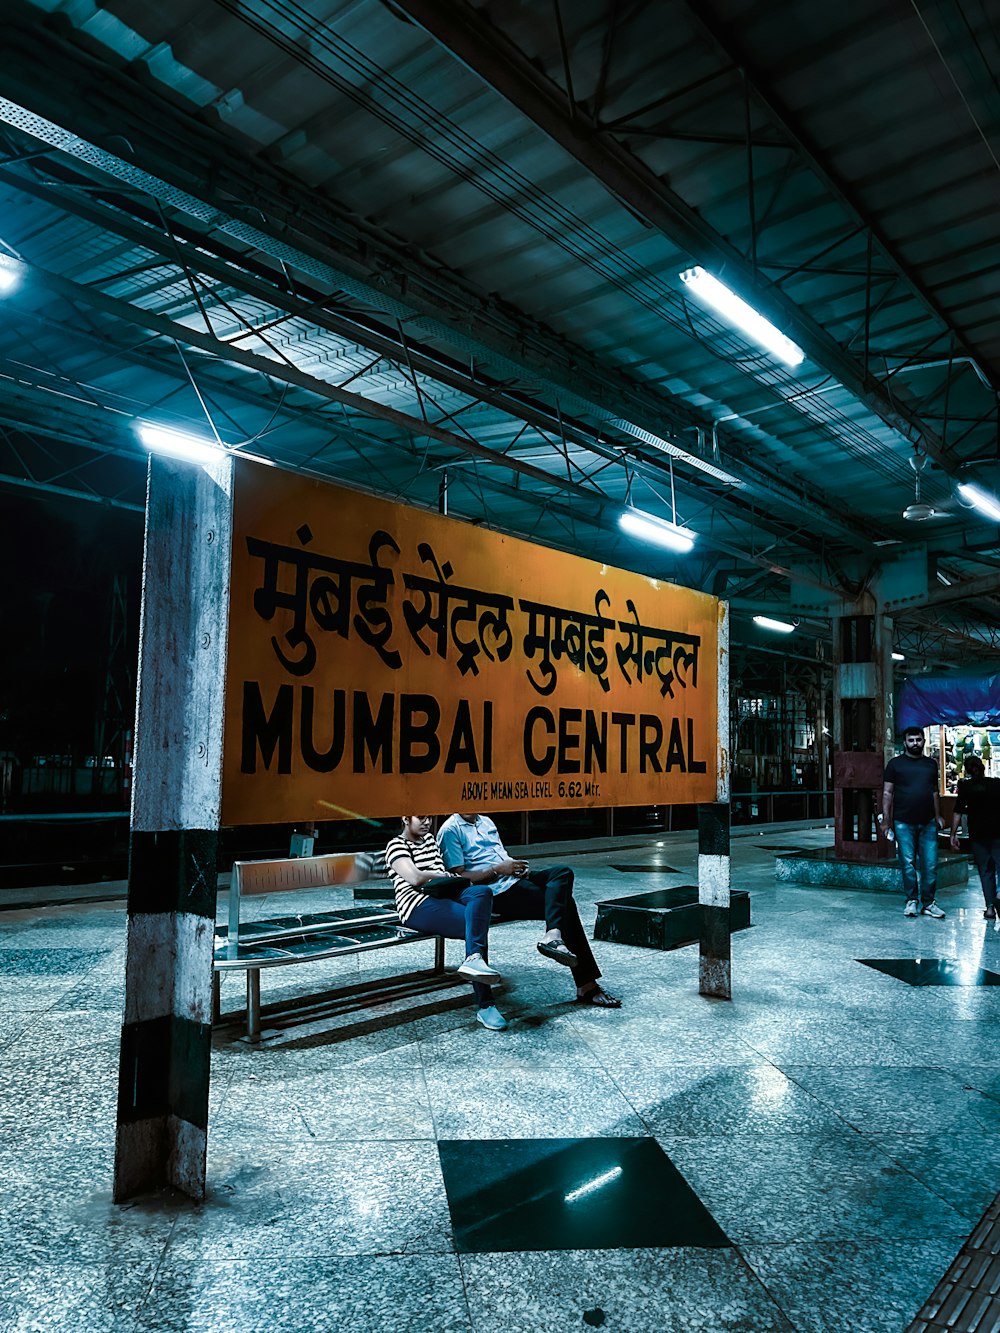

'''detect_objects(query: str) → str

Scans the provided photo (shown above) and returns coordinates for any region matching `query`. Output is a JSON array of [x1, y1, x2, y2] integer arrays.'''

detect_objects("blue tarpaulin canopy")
[[897, 666, 1000, 729]]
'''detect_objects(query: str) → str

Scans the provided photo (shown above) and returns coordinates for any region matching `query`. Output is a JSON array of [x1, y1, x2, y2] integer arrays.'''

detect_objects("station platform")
[[2, 820, 999, 1331]]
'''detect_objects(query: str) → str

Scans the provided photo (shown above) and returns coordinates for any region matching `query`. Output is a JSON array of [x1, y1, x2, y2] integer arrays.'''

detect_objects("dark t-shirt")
[[955, 777, 1000, 842], [883, 754, 938, 825]]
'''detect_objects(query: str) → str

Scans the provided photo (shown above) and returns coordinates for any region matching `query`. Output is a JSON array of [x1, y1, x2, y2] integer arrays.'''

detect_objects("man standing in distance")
[[950, 755, 1000, 920], [882, 726, 946, 918]]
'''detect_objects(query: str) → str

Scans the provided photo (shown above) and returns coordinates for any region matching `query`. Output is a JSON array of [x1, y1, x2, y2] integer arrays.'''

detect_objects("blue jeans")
[[406, 883, 495, 1008], [895, 821, 938, 904]]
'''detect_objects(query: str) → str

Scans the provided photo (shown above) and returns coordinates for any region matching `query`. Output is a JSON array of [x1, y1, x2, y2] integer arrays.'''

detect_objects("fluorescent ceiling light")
[[679, 266, 805, 367], [753, 615, 794, 633], [137, 423, 224, 465], [892, 652, 905, 662], [958, 482, 1000, 523], [0, 255, 23, 294], [619, 509, 695, 553]]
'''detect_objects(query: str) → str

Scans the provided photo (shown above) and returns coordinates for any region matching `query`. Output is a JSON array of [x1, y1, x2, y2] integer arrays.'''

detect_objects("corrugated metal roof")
[[0, 0, 996, 660]]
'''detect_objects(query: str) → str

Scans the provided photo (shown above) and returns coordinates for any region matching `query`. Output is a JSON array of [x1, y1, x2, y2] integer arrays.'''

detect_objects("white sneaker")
[[921, 902, 946, 919], [457, 953, 501, 983], [476, 1005, 508, 1030], [904, 899, 918, 917]]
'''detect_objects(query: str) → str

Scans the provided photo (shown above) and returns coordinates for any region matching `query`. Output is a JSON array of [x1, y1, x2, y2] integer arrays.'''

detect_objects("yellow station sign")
[[221, 461, 719, 824]]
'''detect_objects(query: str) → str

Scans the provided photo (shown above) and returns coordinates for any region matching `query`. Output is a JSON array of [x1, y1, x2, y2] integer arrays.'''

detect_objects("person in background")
[[951, 755, 1000, 920], [384, 815, 507, 1031], [882, 726, 946, 918], [437, 811, 621, 1008]]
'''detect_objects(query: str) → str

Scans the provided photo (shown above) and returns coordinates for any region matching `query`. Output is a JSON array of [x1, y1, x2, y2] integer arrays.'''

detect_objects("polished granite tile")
[[0, 924, 123, 952], [661, 1131, 972, 1243], [48, 974, 126, 1012], [569, 1015, 763, 1066], [0, 974, 97, 1011], [0, 1257, 158, 1333], [212, 1066, 435, 1141], [424, 1065, 646, 1139], [212, 1034, 423, 1073], [783, 1065, 999, 1136], [440, 1138, 728, 1253], [858, 957, 1000, 985], [741, 1239, 957, 1333], [873, 1129, 1000, 1221], [610, 1063, 846, 1137], [0, 1012, 33, 1049], [459, 1248, 793, 1333], [6, 1008, 123, 1056], [738, 1016, 950, 1067], [0, 1049, 119, 1146], [168, 1142, 453, 1260], [135, 1255, 471, 1333], [0, 946, 107, 974], [0, 1128, 116, 1190], [417, 1012, 599, 1070], [0, 1178, 177, 1266]]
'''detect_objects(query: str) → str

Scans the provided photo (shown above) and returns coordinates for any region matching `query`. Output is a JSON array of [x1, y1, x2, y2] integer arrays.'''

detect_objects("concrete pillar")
[[113, 452, 233, 1202], [832, 610, 893, 860], [699, 600, 731, 999]]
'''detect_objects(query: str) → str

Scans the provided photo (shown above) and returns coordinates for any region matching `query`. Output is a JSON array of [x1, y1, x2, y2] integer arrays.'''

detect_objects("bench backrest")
[[228, 852, 383, 953]]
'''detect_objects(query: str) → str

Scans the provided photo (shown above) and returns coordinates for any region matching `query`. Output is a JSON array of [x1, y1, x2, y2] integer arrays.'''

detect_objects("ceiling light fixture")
[[892, 652, 905, 662], [619, 508, 695, 553], [0, 254, 24, 294], [137, 423, 225, 465], [753, 615, 795, 633], [607, 418, 745, 488], [957, 482, 1000, 523], [679, 266, 804, 367]]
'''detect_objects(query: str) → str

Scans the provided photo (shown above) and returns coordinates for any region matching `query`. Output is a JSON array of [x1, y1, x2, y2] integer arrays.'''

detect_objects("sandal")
[[537, 939, 578, 968], [575, 986, 622, 1009]]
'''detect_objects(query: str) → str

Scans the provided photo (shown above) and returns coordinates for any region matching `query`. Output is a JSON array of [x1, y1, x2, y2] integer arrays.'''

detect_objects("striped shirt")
[[384, 832, 447, 922]]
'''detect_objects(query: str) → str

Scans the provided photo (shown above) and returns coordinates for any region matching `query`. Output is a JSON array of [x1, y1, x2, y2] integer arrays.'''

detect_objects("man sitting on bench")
[[437, 812, 621, 1009], [384, 815, 508, 1031]]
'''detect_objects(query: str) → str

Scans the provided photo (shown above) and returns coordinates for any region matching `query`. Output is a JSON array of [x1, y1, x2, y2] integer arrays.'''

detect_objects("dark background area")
[[0, 490, 143, 766]]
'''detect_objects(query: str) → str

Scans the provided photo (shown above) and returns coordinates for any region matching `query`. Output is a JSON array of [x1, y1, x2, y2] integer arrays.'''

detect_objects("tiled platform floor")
[[3, 822, 1000, 1330]]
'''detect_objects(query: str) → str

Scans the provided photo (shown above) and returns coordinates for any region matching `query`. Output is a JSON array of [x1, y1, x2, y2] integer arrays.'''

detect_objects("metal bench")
[[212, 852, 445, 1041]]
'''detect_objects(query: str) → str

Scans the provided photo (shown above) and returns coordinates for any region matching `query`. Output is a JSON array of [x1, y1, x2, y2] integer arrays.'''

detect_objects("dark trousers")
[[971, 838, 1000, 910], [406, 882, 495, 1008], [493, 865, 601, 987]]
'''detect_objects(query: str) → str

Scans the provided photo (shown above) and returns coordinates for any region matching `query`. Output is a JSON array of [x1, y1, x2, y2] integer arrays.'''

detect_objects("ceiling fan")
[[902, 453, 947, 521]]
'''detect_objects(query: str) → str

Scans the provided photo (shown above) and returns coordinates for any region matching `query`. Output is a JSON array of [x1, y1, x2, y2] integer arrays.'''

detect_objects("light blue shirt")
[[437, 814, 519, 895]]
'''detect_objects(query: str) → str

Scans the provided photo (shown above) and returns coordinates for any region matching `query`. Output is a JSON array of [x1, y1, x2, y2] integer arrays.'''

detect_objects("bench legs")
[[230, 937, 443, 1044], [247, 969, 261, 1043]]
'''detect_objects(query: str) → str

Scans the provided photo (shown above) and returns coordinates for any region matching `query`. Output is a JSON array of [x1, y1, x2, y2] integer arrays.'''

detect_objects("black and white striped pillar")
[[698, 600, 731, 999], [114, 451, 233, 1202]]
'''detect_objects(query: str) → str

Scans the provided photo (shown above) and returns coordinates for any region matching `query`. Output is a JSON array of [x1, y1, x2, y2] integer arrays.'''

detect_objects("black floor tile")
[[438, 1137, 730, 1253], [858, 957, 1000, 986], [610, 864, 679, 874]]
